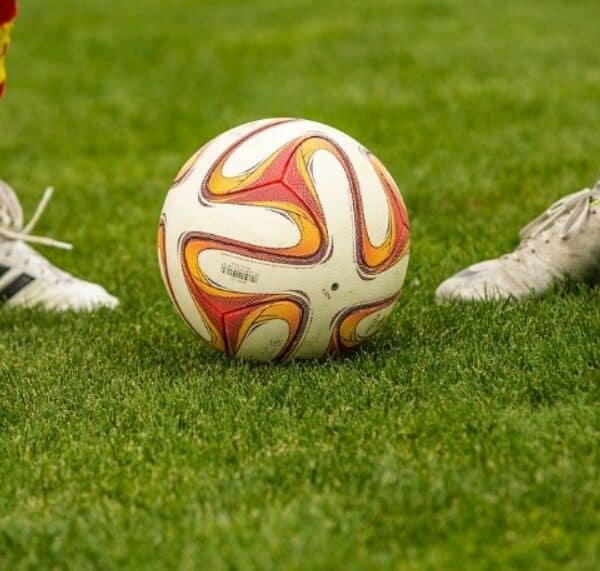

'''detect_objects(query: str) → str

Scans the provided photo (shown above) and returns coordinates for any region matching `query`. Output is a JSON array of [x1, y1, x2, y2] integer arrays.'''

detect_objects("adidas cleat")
[[0, 180, 119, 311], [436, 181, 600, 302]]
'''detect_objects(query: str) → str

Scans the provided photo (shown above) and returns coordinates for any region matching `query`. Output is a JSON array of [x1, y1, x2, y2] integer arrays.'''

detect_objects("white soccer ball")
[[158, 118, 410, 361]]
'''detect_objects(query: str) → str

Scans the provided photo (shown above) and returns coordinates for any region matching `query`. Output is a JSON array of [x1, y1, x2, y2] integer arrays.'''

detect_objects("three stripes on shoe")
[[0, 264, 34, 302]]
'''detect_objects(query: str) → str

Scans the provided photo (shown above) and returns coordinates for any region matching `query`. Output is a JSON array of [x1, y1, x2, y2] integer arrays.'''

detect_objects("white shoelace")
[[0, 186, 72, 250], [520, 181, 600, 241]]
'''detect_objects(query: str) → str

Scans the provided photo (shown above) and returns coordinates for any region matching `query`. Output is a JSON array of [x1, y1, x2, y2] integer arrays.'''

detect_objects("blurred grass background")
[[0, 1, 599, 569]]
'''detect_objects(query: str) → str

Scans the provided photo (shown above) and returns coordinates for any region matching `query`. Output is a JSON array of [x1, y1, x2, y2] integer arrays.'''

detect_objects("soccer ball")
[[158, 118, 410, 361]]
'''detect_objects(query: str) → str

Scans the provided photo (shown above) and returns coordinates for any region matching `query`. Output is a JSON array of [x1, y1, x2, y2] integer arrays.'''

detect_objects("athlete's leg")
[[0, 0, 17, 98], [0, 2, 118, 310], [436, 181, 600, 302]]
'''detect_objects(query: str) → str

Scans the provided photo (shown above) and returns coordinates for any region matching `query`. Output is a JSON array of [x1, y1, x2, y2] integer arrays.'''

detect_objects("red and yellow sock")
[[0, 0, 17, 99]]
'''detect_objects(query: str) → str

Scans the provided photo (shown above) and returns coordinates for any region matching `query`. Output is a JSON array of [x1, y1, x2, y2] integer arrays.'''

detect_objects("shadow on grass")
[[2, 280, 597, 402]]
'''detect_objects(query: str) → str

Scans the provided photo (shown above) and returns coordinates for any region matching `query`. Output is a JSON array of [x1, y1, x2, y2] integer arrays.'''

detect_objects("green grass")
[[1, 0, 599, 568]]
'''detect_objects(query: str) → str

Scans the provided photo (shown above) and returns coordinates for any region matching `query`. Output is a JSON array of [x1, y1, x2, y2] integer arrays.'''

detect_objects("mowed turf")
[[1, 0, 599, 568]]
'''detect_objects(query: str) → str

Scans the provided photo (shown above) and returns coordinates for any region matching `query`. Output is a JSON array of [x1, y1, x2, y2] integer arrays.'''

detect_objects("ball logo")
[[158, 118, 410, 361], [220, 262, 259, 284]]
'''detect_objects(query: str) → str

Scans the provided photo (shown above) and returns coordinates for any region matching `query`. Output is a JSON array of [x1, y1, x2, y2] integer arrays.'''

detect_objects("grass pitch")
[[1, 0, 599, 569]]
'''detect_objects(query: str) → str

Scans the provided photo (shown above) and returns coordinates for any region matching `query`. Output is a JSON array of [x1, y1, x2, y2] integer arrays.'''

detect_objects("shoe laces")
[[519, 181, 600, 241], [0, 238, 74, 284], [0, 182, 72, 250]]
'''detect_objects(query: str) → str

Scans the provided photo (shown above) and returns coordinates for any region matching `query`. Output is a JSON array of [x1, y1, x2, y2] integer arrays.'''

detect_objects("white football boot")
[[0, 180, 119, 311], [436, 181, 600, 302]]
